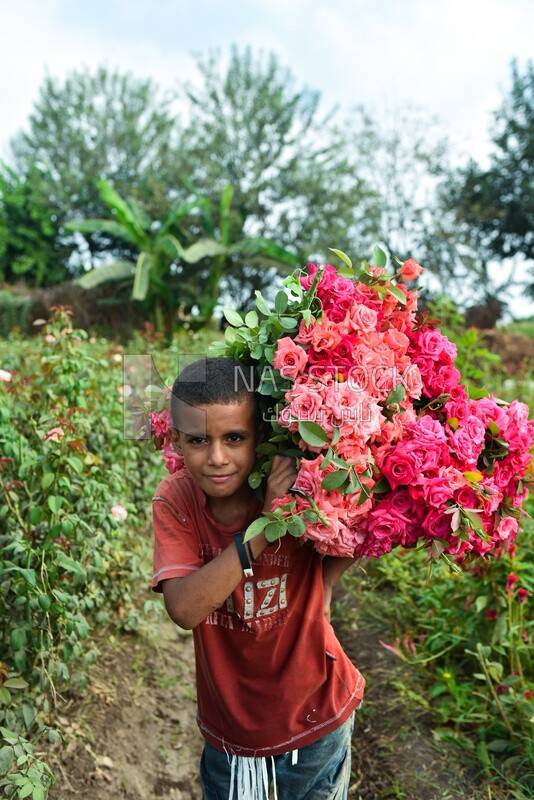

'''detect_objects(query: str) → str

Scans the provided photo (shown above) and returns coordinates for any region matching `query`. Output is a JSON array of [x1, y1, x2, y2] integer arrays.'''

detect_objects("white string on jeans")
[[227, 752, 287, 800]]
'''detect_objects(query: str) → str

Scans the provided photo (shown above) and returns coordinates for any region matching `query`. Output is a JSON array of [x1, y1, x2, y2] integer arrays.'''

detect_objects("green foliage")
[[71, 179, 299, 334], [347, 524, 534, 792], [0, 291, 31, 338], [9, 66, 178, 277], [0, 164, 69, 286], [445, 60, 534, 298], [177, 47, 379, 267], [0, 309, 163, 795]]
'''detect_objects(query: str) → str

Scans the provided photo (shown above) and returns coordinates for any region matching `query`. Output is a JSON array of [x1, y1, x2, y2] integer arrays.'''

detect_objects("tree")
[[9, 66, 179, 277], [446, 61, 534, 296], [72, 180, 299, 334], [0, 163, 70, 285], [175, 47, 379, 268]]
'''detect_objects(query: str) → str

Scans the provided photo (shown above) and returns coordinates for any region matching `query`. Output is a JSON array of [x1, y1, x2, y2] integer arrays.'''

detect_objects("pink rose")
[[449, 423, 485, 466], [381, 447, 420, 489], [398, 364, 423, 400], [111, 504, 128, 521], [272, 337, 308, 380], [422, 509, 452, 539], [309, 319, 342, 352], [496, 516, 518, 542], [44, 427, 65, 442], [293, 456, 323, 496], [151, 408, 173, 438], [329, 276, 356, 303], [162, 442, 185, 474], [399, 258, 424, 283], [416, 329, 447, 359], [346, 304, 379, 334], [422, 476, 453, 508], [283, 382, 325, 429]]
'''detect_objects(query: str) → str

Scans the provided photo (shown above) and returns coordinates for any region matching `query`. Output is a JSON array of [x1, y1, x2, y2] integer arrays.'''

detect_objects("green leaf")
[[243, 516, 270, 542], [47, 496, 63, 516], [223, 309, 243, 327], [219, 184, 234, 246], [254, 291, 271, 316], [41, 473, 55, 491], [244, 310, 259, 329], [65, 218, 139, 245], [298, 421, 329, 448], [467, 385, 490, 400], [19, 782, 33, 799], [0, 687, 11, 706], [328, 248, 352, 268], [279, 316, 298, 330], [488, 419, 500, 436], [19, 569, 36, 588], [385, 384, 406, 406], [76, 260, 135, 289], [372, 477, 390, 494], [287, 515, 306, 537], [57, 552, 86, 579], [386, 285, 406, 305], [462, 508, 485, 533], [321, 470, 348, 491], [275, 291, 288, 314], [264, 521, 287, 542], [28, 506, 43, 525], [132, 251, 152, 301], [97, 179, 149, 244], [32, 786, 45, 800], [66, 456, 84, 475], [0, 746, 14, 776], [181, 239, 228, 263], [247, 472, 262, 489], [373, 244, 388, 266], [475, 595, 488, 613], [10, 628, 26, 652], [3, 678, 28, 691]]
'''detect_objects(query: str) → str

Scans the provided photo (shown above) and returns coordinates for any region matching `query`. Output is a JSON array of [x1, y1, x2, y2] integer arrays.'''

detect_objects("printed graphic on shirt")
[[201, 537, 292, 632]]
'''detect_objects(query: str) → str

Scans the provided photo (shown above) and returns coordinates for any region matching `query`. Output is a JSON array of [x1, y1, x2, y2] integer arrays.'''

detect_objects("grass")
[[499, 317, 534, 339]]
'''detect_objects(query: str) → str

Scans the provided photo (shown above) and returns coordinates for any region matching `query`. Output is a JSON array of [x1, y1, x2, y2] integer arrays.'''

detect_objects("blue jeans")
[[200, 713, 354, 800]]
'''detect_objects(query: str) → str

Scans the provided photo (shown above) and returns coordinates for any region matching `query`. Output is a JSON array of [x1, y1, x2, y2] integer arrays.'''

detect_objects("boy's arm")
[[161, 456, 297, 630], [322, 556, 357, 622]]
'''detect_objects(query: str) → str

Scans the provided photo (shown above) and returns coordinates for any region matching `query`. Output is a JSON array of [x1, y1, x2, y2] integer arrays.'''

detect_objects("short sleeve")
[[152, 492, 202, 592]]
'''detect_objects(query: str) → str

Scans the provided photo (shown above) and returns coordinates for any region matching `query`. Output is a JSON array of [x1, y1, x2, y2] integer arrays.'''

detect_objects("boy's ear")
[[169, 427, 183, 454]]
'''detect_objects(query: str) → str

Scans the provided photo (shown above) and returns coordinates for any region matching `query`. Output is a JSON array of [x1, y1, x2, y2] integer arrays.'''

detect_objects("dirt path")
[[46, 599, 488, 800], [48, 620, 203, 799]]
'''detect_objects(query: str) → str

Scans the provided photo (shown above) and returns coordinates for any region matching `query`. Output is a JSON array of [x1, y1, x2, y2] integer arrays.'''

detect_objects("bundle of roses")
[[153, 248, 534, 563]]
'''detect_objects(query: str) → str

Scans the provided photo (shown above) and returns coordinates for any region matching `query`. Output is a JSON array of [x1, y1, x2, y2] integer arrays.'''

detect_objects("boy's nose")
[[208, 441, 229, 465]]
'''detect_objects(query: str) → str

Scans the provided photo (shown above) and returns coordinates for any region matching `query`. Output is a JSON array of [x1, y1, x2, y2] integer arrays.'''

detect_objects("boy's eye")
[[188, 437, 206, 445], [227, 434, 244, 443]]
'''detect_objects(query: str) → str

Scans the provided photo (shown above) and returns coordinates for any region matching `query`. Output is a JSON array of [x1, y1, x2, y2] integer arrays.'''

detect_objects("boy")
[[152, 357, 365, 799]]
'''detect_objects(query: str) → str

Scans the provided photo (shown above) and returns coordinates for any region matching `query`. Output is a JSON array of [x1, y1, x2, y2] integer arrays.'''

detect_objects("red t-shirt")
[[152, 470, 365, 757]]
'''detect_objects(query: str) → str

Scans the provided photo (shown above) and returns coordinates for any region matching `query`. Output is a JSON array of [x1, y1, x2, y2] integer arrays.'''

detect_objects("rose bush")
[[0, 308, 163, 798]]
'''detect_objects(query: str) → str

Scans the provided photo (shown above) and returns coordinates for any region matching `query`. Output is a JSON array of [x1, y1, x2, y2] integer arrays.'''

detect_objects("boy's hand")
[[263, 455, 298, 512]]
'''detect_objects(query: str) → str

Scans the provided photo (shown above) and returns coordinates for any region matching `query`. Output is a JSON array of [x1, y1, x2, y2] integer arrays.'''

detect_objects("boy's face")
[[170, 396, 259, 507]]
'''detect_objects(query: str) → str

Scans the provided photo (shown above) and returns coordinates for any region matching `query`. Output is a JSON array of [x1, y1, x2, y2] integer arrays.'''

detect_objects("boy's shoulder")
[[153, 468, 197, 508]]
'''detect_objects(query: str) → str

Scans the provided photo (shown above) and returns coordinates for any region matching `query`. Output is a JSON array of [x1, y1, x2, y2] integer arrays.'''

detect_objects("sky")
[[1, 0, 533, 315]]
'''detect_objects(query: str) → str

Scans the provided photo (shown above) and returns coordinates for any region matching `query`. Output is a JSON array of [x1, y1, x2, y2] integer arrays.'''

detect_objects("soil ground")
[[45, 591, 492, 800]]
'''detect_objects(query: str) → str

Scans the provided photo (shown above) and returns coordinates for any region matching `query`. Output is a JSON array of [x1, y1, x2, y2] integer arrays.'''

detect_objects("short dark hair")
[[170, 357, 260, 429]]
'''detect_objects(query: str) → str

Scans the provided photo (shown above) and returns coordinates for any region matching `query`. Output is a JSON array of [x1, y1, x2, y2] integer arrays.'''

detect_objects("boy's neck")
[[206, 486, 256, 526]]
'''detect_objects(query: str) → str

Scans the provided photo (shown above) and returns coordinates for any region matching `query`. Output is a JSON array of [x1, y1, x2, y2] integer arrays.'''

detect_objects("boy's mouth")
[[205, 474, 234, 483]]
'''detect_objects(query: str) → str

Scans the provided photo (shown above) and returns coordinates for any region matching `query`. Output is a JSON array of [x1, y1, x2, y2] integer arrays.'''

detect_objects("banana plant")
[[69, 179, 299, 334]]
